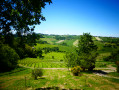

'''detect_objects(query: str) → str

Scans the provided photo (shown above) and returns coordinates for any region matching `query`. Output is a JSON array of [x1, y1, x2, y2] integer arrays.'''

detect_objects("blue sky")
[[34, 0, 119, 37]]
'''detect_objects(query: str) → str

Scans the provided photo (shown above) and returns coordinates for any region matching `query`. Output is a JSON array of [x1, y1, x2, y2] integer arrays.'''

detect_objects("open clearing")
[[56, 40, 64, 43]]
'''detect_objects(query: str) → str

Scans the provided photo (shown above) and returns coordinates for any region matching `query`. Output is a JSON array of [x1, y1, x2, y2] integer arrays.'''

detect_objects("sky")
[[34, 0, 119, 37]]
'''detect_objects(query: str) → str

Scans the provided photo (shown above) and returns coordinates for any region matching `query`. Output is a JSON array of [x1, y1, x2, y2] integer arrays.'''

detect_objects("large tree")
[[0, 0, 52, 71], [78, 33, 98, 71], [0, 0, 52, 35]]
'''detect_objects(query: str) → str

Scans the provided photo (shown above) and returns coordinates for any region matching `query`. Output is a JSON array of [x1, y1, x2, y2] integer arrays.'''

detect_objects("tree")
[[0, 44, 19, 72], [0, 0, 52, 47], [64, 33, 98, 71], [64, 51, 79, 70], [78, 33, 98, 71], [0, 0, 52, 71], [0, 0, 52, 35]]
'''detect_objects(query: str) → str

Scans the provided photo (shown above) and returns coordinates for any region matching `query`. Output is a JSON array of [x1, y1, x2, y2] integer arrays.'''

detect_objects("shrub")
[[15, 47, 25, 59], [32, 69, 43, 80], [71, 66, 82, 76], [25, 44, 37, 58], [0, 44, 19, 72], [36, 48, 43, 58]]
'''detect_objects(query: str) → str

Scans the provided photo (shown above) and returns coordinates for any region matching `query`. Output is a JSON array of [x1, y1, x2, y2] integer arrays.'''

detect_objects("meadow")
[[0, 67, 119, 90]]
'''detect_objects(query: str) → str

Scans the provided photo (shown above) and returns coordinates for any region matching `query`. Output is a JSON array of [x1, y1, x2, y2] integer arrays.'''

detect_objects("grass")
[[108, 72, 119, 77], [40, 38, 58, 45], [1, 68, 119, 90], [59, 39, 77, 46], [34, 43, 76, 52], [95, 53, 114, 68], [1, 36, 119, 89], [43, 52, 65, 61]]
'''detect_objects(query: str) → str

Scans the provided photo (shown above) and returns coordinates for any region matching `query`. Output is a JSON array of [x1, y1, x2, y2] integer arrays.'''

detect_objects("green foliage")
[[36, 48, 43, 58], [78, 33, 97, 54], [0, 0, 52, 35], [59, 42, 67, 46], [79, 52, 98, 71], [100, 37, 119, 44], [42, 47, 59, 53], [0, 0, 52, 65], [104, 42, 117, 48], [64, 52, 79, 68], [32, 69, 43, 80], [35, 44, 75, 52], [37, 40, 48, 44], [15, 47, 25, 59], [71, 66, 82, 76], [0, 44, 19, 72], [78, 33, 98, 71], [103, 50, 119, 62], [15, 44, 37, 59], [25, 44, 37, 58]]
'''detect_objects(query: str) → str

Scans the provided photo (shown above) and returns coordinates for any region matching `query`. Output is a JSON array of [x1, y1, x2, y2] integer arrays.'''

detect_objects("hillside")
[[1, 34, 119, 90]]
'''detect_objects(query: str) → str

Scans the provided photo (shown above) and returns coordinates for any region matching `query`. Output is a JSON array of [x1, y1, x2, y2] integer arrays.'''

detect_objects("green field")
[[1, 35, 119, 90], [40, 38, 58, 45], [0, 67, 119, 90], [34, 43, 76, 52]]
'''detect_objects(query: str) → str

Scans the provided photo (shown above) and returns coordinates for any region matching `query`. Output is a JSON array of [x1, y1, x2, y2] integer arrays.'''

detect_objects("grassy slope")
[[40, 38, 58, 45], [60, 39, 77, 46], [18, 52, 66, 68], [35, 43, 76, 52], [0, 67, 119, 90], [1, 36, 119, 89]]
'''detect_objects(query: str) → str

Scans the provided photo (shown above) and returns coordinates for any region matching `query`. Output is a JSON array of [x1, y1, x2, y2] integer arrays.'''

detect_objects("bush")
[[0, 44, 19, 72], [32, 69, 43, 80], [71, 66, 82, 76], [25, 44, 37, 58], [36, 48, 43, 58], [15, 47, 25, 59]]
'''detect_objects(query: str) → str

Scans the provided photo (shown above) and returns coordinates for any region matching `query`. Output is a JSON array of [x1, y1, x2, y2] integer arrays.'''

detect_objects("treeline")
[[100, 37, 119, 47], [39, 34, 80, 40]]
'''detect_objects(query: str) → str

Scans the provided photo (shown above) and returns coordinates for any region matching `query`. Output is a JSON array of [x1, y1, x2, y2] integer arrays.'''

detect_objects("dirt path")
[[95, 37, 102, 41], [56, 40, 64, 43], [73, 39, 78, 47]]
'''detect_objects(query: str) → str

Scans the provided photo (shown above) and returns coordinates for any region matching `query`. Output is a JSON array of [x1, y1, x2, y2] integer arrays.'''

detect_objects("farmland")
[[0, 34, 119, 90], [1, 0, 119, 90]]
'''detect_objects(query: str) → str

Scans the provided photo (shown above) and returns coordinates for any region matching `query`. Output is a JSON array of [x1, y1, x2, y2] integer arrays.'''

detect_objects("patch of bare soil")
[[73, 39, 78, 47], [95, 37, 103, 41], [56, 40, 64, 43]]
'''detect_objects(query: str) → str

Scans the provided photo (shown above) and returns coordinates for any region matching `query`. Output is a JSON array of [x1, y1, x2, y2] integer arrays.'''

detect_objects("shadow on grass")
[[81, 70, 108, 75], [93, 70, 108, 75], [0, 66, 27, 76], [35, 86, 81, 90]]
